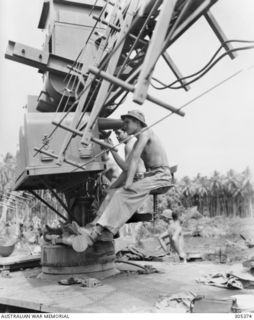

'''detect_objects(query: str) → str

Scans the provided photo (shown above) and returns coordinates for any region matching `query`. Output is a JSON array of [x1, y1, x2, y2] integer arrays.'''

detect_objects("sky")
[[0, 0, 254, 179]]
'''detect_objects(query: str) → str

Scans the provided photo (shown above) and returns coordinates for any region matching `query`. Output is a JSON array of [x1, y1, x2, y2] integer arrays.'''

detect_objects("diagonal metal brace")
[[39, 178, 78, 223], [51, 121, 118, 151], [204, 10, 237, 60], [89, 66, 185, 116], [29, 190, 68, 222], [162, 52, 190, 91], [133, 0, 177, 104]]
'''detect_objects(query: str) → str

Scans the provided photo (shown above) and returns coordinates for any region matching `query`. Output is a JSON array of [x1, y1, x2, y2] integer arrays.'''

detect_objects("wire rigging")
[[151, 39, 254, 90], [58, 66, 250, 194], [34, 1, 144, 158]]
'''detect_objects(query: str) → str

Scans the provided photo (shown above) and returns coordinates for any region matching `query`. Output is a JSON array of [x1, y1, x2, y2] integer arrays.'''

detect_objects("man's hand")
[[124, 181, 135, 192], [105, 137, 113, 147]]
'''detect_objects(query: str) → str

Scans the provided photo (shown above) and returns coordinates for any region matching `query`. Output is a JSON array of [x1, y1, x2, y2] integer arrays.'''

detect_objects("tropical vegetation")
[[0, 153, 253, 230]]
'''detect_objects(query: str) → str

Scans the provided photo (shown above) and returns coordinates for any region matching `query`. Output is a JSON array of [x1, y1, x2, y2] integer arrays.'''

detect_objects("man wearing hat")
[[107, 126, 145, 189], [60, 110, 172, 252], [159, 209, 187, 263]]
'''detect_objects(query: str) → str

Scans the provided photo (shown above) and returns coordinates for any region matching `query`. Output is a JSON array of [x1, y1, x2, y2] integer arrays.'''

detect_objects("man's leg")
[[72, 168, 171, 252], [96, 186, 150, 234], [93, 188, 117, 222], [69, 186, 150, 252], [171, 235, 187, 262]]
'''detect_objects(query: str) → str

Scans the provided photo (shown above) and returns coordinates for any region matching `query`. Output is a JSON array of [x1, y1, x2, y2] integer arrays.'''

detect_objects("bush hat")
[[121, 110, 147, 127]]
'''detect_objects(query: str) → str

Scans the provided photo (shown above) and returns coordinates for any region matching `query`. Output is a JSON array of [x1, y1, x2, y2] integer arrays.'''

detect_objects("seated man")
[[110, 128, 146, 238], [90, 149, 120, 216], [59, 110, 172, 252], [105, 128, 145, 190]]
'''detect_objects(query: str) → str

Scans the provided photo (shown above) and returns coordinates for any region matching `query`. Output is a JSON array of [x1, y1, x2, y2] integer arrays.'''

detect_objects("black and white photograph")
[[0, 0, 254, 315]]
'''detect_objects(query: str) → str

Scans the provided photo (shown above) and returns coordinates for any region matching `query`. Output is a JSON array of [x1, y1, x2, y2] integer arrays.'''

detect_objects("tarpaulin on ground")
[[197, 268, 254, 289], [116, 244, 165, 261]]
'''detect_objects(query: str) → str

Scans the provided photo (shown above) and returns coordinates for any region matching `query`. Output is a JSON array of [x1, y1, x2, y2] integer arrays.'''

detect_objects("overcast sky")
[[0, 0, 254, 179]]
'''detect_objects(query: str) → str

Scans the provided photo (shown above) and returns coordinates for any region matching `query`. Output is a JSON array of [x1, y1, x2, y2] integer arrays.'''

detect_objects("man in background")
[[159, 209, 187, 263]]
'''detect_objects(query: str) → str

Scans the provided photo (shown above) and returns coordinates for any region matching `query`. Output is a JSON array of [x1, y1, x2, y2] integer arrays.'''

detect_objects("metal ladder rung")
[[128, 34, 149, 46], [67, 65, 87, 77], [91, 137, 118, 152], [92, 16, 121, 32], [89, 66, 185, 116], [52, 121, 118, 151], [102, 0, 117, 7], [52, 120, 84, 137]]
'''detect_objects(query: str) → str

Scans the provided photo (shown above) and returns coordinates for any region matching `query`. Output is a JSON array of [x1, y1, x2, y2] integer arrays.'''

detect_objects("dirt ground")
[[0, 217, 253, 313], [116, 216, 254, 264], [184, 216, 254, 263]]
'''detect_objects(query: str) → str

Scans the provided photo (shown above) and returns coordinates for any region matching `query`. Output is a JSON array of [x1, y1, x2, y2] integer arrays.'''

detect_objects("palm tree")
[[175, 168, 254, 218], [237, 167, 254, 217], [209, 171, 223, 217], [0, 153, 16, 224]]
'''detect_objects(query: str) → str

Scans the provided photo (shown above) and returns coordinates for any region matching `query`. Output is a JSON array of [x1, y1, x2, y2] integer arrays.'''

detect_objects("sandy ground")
[[0, 216, 253, 312], [117, 216, 254, 263]]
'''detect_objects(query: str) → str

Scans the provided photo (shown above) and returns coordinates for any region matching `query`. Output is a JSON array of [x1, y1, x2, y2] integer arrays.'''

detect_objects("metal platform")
[[0, 254, 41, 271], [0, 261, 253, 313]]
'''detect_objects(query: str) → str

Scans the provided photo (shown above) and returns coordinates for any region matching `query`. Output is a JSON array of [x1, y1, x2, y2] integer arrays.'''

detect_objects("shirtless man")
[[159, 209, 187, 263], [110, 128, 145, 237], [107, 128, 145, 186], [61, 110, 172, 252]]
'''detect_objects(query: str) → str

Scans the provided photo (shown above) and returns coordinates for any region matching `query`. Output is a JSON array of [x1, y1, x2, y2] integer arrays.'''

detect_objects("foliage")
[[1, 153, 253, 240], [0, 153, 16, 197], [0, 153, 64, 232], [175, 168, 254, 217], [144, 168, 254, 219]]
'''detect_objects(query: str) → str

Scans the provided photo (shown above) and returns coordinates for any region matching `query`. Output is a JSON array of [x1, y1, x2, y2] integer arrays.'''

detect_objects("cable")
[[170, 45, 254, 89], [152, 41, 254, 89], [151, 40, 254, 90]]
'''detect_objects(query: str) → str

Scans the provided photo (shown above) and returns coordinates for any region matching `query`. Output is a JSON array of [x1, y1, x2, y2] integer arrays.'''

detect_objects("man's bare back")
[[123, 111, 170, 189], [139, 129, 169, 169]]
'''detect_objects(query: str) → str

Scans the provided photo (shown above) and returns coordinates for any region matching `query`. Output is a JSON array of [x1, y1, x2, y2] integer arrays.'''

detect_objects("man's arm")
[[110, 137, 135, 171], [110, 150, 128, 171], [106, 138, 128, 171], [125, 132, 149, 189], [124, 137, 135, 159], [158, 232, 170, 253], [109, 171, 127, 189]]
